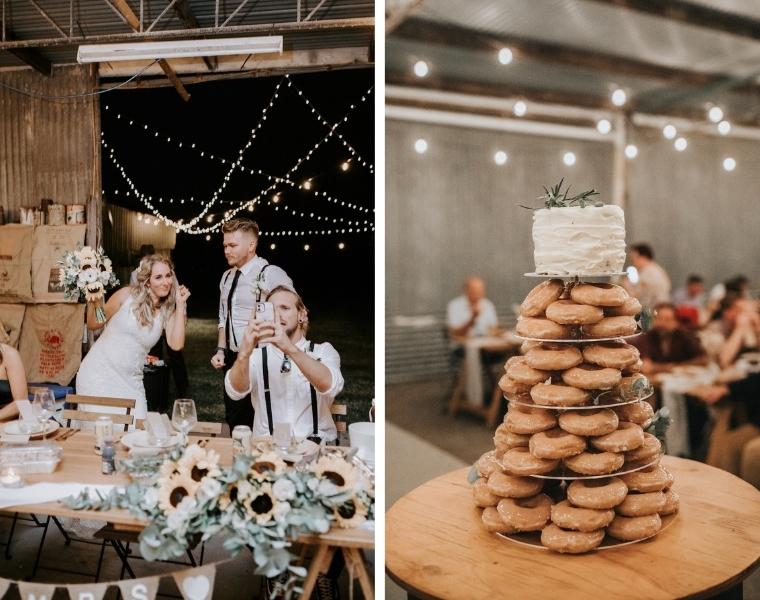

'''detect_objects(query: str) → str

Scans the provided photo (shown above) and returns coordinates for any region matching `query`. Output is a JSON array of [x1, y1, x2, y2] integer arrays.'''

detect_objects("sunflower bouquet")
[[63, 443, 375, 598], [58, 245, 119, 322]]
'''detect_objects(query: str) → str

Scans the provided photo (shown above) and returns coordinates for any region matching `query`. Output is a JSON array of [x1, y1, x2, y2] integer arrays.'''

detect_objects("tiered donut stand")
[[476, 272, 678, 553]]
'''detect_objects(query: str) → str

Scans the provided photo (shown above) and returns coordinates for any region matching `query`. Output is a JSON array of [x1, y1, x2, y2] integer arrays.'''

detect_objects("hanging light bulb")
[[563, 152, 576, 166], [718, 120, 731, 135], [723, 157, 737, 171], [625, 144, 638, 159], [498, 47, 513, 65], [513, 101, 527, 117], [414, 138, 428, 154], [338, 242, 346, 250], [611, 89, 627, 107], [304, 244, 310, 251], [674, 137, 687, 151], [663, 125, 677, 140], [596, 119, 612, 135], [340, 161, 350, 171], [270, 243, 277, 250], [303, 179, 312, 190], [413, 60, 429, 78], [493, 150, 508, 165], [708, 106, 723, 123]]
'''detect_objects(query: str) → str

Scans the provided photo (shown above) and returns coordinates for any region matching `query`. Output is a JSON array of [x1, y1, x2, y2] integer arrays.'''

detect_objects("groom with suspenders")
[[224, 285, 344, 443], [211, 219, 293, 430]]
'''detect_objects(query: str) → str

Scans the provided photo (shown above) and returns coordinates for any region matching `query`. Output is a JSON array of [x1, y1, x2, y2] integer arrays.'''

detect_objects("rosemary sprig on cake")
[[521, 178, 602, 209]]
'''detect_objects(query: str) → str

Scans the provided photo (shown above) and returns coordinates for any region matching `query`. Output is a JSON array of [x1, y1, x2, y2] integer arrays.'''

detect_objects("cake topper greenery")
[[521, 178, 601, 210]]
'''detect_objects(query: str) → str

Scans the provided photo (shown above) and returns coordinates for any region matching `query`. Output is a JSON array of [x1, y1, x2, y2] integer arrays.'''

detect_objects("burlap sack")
[[31, 224, 87, 303], [0, 224, 33, 302], [19, 303, 84, 385], [0, 304, 25, 347]]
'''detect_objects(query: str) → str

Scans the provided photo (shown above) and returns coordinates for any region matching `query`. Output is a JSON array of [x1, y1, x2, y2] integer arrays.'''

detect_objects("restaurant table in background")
[[449, 332, 521, 424], [386, 456, 760, 600]]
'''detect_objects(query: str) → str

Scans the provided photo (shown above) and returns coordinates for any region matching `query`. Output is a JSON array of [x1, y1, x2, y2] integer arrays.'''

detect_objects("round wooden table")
[[386, 456, 760, 599]]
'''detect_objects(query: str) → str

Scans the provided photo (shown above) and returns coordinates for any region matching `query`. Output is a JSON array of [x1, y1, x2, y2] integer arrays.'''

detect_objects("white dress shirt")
[[224, 337, 344, 441], [218, 256, 292, 352], [631, 262, 671, 308], [446, 296, 498, 337]]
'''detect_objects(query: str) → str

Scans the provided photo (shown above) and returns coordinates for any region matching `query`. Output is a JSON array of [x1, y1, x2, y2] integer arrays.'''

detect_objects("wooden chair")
[[331, 403, 347, 444], [62, 394, 136, 431]]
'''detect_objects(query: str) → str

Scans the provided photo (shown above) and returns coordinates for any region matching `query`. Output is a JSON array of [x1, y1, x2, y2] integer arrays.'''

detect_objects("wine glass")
[[33, 389, 55, 435], [171, 399, 197, 445]]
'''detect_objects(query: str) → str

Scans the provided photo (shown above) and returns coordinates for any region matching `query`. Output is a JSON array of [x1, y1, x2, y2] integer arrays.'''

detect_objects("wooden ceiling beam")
[[585, 0, 760, 41], [3, 30, 51, 75], [108, 0, 190, 101], [393, 17, 760, 95]]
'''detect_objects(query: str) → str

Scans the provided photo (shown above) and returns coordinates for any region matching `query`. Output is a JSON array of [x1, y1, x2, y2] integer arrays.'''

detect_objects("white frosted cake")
[[532, 205, 626, 275]]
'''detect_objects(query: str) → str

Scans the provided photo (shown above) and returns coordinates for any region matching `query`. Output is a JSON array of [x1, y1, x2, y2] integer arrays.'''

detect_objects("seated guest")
[[706, 275, 750, 319], [632, 303, 708, 376], [225, 286, 343, 442], [447, 276, 498, 338], [672, 274, 706, 327], [622, 243, 671, 309], [0, 343, 28, 421], [706, 294, 760, 368]]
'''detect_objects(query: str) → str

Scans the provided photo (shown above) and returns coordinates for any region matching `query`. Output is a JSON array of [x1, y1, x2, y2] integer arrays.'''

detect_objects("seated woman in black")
[[0, 343, 28, 421]]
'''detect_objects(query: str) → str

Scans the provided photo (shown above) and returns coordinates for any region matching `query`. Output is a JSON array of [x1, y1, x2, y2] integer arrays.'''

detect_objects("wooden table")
[[386, 456, 760, 599], [1, 430, 375, 599]]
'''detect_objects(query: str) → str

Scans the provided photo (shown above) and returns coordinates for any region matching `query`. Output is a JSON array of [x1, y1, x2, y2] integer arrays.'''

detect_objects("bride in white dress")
[[76, 254, 190, 421]]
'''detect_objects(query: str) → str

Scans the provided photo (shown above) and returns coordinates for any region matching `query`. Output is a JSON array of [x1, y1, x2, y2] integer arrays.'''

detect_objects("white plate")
[[121, 430, 181, 450], [2, 420, 60, 438], [252, 436, 320, 461]]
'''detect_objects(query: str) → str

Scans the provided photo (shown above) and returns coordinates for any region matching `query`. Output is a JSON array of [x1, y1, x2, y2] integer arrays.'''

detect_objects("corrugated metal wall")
[[386, 116, 760, 382], [0, 64, 101, 245], [102, 203, 177, 284]]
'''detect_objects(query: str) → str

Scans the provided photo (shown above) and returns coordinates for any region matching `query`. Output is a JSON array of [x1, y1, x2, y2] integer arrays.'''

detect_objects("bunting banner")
[[172, 564, 217, 600], [16, 581, 57, 600], [116, 577, 160, 600], [0, 578, 11, 598], [66, 582, 110, 600]]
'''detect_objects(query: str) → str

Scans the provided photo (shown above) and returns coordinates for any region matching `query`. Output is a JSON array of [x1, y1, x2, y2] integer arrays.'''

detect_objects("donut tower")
[[471, 186, 678, 553]]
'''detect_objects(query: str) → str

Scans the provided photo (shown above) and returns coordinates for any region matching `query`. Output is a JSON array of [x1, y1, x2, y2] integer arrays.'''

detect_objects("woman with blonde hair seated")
[[76, 255, 190, 421], [0, 343, 28, 421]]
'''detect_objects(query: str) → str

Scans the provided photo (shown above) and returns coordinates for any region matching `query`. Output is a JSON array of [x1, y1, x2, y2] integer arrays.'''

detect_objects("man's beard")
[[284, 324, 297, 337]]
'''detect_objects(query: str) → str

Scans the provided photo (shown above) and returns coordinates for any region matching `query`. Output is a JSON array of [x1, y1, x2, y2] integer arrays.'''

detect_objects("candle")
[[0, 466, 23, 488]]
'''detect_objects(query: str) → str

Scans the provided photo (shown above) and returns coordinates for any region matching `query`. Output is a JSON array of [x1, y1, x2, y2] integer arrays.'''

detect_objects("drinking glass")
[[33, 389, 55, 434], [171, 399, 197, 445]]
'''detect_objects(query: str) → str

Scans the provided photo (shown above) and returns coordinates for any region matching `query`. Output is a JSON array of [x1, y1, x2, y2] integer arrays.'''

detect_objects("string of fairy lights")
[[103, 80, 375, 236], [412, 53, 742, 172]]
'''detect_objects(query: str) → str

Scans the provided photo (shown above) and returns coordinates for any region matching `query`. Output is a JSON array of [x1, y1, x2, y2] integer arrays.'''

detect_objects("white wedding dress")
[[76, 294, 165, 422]]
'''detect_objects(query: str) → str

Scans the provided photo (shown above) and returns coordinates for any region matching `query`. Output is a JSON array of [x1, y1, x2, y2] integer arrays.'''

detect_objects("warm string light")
[[284, 75, 374, 173]]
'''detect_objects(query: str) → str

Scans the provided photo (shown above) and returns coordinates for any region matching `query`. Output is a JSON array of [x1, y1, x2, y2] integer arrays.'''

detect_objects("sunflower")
[[218, 482, 240, 511], [178, 444, 221, 483], [157, 473, 199, 513], [333, 496, 367, 528], [249, 452, 286, 481], [313, 456, 357, 495], [244, 482, 278, 524]]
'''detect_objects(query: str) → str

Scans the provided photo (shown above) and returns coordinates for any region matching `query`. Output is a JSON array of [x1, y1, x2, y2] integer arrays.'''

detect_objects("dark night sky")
[[100, 68, 375, 319]]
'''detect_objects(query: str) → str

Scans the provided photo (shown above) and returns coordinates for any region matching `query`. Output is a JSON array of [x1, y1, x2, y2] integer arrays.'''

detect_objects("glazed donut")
[[563, 449, 624, 475], [615, 491, 667, 517], [498, 374, 532, 398], [545, 300, 604, 325], [481, 506, 517, 533], [487, 470, 544, 498], [494, 424, 531, 451], [477, 450, 503, 478], [660, 489, 680, 515], [562, 364, 622, 390], [529, 428, 586, 460], [582, 316, 638, 339], [517, 317, 573, 340], [497, 494, 553, 532], [582, 342, 640, 370], [622, 359, 644, 375], [550, 500, 615, 532], [570, 283, 628, 307], [520, 340, 542, 355], [604, 296, 642, 317], [540, 523, 605, 554], [617, 374, 651, 400], [624, 433, 662, 464], [505, 356, 552, 386], [567, 477, 628, 509], [606, 513, 662, 542], [472, 478, 501, 507], [525, 344, 583, 371], [614, 401, 655, 429], [502, 447, 560, 476], [504, 405, 558, 434], [620, 465, 673, 493], [558, 409, 619, 437], [520, 279, 565, 317], [530, 383, 590, 407], [591, 422, 645, 453]]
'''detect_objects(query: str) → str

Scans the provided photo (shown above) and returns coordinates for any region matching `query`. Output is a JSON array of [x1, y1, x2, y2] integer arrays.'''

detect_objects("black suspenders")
[[261, 341, 319, 437]]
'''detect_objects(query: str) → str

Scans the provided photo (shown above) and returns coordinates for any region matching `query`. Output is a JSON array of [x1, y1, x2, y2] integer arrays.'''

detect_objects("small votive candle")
[[0, 466, 23, 488]]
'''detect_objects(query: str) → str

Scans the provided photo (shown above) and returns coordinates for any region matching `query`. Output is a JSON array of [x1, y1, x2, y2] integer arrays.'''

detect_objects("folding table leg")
[[30, 517, 52, 579], [300, 544, 336, 600], [343, 547, 374, 600]]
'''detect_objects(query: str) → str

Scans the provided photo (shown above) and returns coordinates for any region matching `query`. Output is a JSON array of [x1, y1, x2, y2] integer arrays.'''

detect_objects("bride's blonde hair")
[[130, 255, 177, 328]]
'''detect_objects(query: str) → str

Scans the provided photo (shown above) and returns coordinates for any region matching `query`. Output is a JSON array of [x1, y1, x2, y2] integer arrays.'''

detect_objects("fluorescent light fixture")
[[77, 36, 283, 63]]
